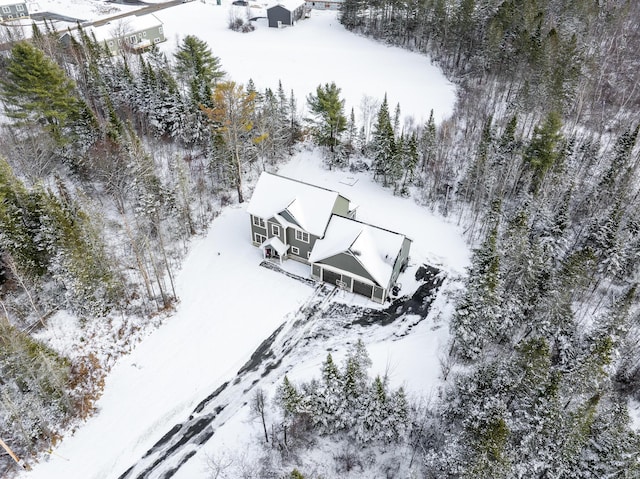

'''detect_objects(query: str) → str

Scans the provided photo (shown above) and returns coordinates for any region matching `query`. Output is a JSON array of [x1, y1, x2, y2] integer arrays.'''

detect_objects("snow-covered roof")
[[267, 0, 305, 11], [0, 0, 26, 7], [88, 14, 162, 42], [259, 236, 288, 256], [247, 172, 347, 237], [309, 215, 408, 287]]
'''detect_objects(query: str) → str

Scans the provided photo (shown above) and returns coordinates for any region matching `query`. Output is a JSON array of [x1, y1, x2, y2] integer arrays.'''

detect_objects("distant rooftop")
[[0, 0, 26, 7], [88, 13, 162, 42]]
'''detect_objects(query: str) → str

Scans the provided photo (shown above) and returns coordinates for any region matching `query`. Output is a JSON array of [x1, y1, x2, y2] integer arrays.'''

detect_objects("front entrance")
[[264, 247, 280, 260]]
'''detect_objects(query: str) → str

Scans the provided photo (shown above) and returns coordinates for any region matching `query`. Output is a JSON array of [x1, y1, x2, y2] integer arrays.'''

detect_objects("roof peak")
[[261, 171, 346, 198]]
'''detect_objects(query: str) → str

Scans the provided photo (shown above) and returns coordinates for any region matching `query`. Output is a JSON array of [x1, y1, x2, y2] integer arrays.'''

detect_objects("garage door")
[[322, 268, 341, 285], [352, 280, 373, 298]]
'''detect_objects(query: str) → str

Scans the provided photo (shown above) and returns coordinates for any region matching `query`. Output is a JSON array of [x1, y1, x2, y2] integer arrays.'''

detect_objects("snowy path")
[[24, 208, 314, 479], [117, 267, 444, 478], [117, 283, 337, 478]]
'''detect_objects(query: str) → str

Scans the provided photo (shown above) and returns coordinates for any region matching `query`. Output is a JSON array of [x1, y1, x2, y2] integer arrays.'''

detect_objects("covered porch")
[[259, 236, 289, 264]]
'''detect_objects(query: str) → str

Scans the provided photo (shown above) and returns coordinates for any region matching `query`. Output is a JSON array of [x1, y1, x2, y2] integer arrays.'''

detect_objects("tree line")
[[0, 26, 302, 474]]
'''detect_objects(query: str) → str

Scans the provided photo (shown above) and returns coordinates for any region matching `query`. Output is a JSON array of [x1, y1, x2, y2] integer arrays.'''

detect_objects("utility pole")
[[0, 437, 28, 470]]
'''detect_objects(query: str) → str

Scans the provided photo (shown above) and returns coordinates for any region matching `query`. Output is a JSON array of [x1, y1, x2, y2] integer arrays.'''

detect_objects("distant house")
[[247, 172, 411, 303], [61, 14, 166, 56], [267, 0, 306, 27], [0, 0, 28, 22], [305, 0, 342, 10]]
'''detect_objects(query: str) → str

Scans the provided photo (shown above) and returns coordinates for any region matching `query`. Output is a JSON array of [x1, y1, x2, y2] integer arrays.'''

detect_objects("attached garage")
[[352, 279, 373, 299], [308, 215, 412, 304], [321, 268, 341, 286]]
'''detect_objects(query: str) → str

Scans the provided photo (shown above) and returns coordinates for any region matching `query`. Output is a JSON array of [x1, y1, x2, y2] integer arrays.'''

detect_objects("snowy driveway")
[[25, 207, 314, 479]]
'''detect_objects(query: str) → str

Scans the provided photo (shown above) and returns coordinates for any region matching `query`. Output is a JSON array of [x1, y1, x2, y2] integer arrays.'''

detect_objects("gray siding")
[[312, 264, 321, 279], [0, 2, 28, 20], [390, 237, 412, 285], [103, 25, 166, 56], [267, 4, 304, 27], [331, 196, 350, 217], [286, 229, 317, 261], [372, 285, 385, 302], [279, 210, 300, 228], [267, 5, 291, 27], [250, 215, 267, 244], [306, 0, 342, 10], [316, 264, 386, 302], [266, 217, 286, 244], [317, 252, 377, 285]]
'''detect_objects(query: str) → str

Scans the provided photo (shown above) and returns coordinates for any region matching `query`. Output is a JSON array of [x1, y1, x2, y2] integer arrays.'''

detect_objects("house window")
[[254, 233, 266, 244], [154, 38, 161, 43], [291, 246, 300, 255], [159, 26, 164, 34], [295, 230, 310, 243], [142, 31, 147, 37], [16, 4, 24, 11], [2, 7, 10, 13], [307, 251, 312, 259], [271, 224, 280, 237], [253, 216, 265, 228]]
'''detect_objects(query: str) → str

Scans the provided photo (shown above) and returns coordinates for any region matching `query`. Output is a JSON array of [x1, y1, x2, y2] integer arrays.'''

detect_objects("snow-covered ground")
[[154, 2, 456, 124], [16, 1, 466, 478], [22, 0, 455, 125], [23, 148, 468, 479]]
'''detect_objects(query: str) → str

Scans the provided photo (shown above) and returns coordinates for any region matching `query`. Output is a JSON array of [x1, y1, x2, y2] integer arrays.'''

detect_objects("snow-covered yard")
[[24, 148, 469, 478], [154, 2, 456, 124], [16, 1, 467, 477], [25, 0, 455, 124]]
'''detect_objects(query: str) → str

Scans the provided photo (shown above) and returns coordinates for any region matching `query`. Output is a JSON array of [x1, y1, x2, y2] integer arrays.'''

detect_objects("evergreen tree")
[[277, 376, 301, 417], [372, 94, 396, 186], [523, 111, 564, 194], [419, 109, 437, 174], [0, 317, 73, 463], [0, 41, 93, 144], [306, 82, 347, 153], [451, 221, 503, 360], [173, 35, 225, 107]]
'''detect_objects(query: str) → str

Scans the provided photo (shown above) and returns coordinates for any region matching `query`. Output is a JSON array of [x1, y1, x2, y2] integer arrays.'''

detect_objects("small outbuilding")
[[267, 0, 306, 28]]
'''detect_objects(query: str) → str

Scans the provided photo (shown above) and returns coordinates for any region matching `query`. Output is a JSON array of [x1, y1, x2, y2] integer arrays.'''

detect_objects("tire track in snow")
[[118, 283, 336, 479], [118, 265, 443, 478]]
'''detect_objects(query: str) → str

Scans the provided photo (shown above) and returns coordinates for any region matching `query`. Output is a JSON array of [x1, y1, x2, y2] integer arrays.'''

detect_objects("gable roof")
[[259, 236, 288, 256], [0, 0, 26, 7], [247, 172, 347, 237], [309, 215, 409, 287], [267, 0, 305, 12], [85, 14, 162, 43]]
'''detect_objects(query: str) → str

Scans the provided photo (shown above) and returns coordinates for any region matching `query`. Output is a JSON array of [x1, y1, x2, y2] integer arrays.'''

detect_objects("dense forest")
[[1, 0, 640, 476]]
